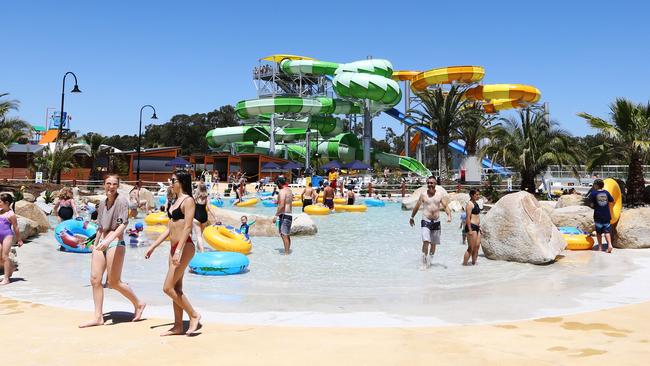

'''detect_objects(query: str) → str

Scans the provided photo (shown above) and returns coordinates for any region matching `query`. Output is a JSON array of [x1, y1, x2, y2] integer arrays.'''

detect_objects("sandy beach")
[[1, 295, 648, 365]]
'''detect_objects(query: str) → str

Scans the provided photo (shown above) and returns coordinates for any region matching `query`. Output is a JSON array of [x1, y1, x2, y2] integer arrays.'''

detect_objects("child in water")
[[239, 215, 256, 236]]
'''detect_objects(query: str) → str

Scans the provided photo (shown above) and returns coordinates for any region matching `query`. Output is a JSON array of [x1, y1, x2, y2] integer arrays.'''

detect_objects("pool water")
[[4, 203, 650, 327]]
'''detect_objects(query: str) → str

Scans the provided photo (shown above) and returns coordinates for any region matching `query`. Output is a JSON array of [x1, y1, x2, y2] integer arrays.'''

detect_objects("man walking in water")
[[300, 182, 317, 212], [409, 176, 451, 270], [322, 181, 335, 210], [273, 176, 293, 254]]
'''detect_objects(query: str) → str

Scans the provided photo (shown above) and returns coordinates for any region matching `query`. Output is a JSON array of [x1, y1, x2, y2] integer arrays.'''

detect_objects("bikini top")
[[167, 196, 191, 221], [471, 201, 481, 215]]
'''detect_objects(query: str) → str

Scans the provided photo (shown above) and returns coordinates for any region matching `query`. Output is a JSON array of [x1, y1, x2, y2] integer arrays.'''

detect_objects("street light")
[[136, 105, 158, 183], [55, 72, 81, 184]]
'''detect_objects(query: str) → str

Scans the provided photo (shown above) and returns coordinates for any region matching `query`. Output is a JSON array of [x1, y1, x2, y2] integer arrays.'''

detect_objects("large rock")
[[23, 192, 36, 202], [83, 195, 106, 206], [0, 247, 17, 275], [14, 201, 50, 233], [556, 193, 589, 208], [550, 206, 595, 233], [207, 207, 317, 236], [16, 216, 39, 243], [401, 186, 448, 211], [481, 191, 566, 264], [615, 208, 650, 248], [538, 200, 556, 215]]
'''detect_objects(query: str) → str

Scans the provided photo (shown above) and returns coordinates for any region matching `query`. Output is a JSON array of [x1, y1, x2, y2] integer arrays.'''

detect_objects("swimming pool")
[[5, 203, 650, 327]]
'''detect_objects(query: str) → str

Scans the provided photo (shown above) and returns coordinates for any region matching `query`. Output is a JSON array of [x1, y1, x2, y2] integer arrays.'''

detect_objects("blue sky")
[[3, 0, 649, 139]]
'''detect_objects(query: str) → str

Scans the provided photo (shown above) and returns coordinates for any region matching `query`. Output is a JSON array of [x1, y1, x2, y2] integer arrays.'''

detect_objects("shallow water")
[[4, 203, 650, 327]]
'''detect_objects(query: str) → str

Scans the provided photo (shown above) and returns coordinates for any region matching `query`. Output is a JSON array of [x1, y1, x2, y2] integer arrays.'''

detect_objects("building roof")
[[111, 146, 180, 155], [7, 144, 45, 154]]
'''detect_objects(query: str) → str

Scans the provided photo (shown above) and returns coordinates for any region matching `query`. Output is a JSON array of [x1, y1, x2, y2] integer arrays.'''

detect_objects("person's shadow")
[[1, 277, 26, 284], [103, 311, 146, 325], [150, 321, 203, 337]]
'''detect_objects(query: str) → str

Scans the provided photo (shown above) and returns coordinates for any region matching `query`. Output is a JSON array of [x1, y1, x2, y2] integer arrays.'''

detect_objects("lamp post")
[[136, 105, 158, 183], [55, 72, 81, 184]]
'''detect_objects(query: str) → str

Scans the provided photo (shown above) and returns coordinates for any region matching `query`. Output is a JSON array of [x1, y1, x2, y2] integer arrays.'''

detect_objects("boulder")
[[556, 193, 589, 208], [0, 248, 17, 275], [615, 207, 650, 249], [83, 195, 106, 206], [550, 206, 595, 233], [23, 192, 36, 202], [16, 216, 39, 243], [401, 185, 448, 211], [481, 191, 566, 264], [538, 200, 556, 215], [207, 207, 317, 236], [14, 201, 50, 233], [138, 187, 155, 210]]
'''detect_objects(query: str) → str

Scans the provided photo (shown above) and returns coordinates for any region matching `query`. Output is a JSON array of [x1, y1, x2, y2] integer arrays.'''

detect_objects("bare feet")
[[78, 318, 104, 328], [186, 314, 202, 335], [132, 303, 146, 322], [0, 279, 10, 286], [607, 246, 613, 253], [161, 325, 184, 337]]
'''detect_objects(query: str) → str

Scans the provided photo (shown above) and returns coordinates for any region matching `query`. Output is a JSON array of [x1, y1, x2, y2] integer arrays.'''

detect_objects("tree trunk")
[[626, 151, 645, 205], [519, 171, 536, 193], [438, 143, 449, 181]]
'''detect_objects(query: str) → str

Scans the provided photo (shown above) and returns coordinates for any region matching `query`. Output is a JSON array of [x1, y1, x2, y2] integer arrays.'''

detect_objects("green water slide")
[[375, 152, 432, 177]]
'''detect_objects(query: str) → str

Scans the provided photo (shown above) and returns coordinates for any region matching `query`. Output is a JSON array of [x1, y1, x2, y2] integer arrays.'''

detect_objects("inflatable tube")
[[210, 198, 224, 207], [144, 225, 169, 241], [235, 198, 259, 207], [262, 200, 278, 207], [203, 225, 252, 254], [317, 197, 346, 204], [189, 252, 249, 276], [54, 219, 97, 253], [364, 198, 385, 207], [304, 205, 330, 215], [292, 200, 303, 207], [334, 205, 347, 213], [338, 204, 367, 212], [259, 191, 273, 197], [144, 212, 169, 226], [558, 226, 595, 250], [603, 178, 622, 224]]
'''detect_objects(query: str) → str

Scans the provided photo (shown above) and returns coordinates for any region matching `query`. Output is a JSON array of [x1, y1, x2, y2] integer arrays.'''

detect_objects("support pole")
[[362, 100, 372, 164], [404, 80, 411, 157], [269, 113, 276, 155], [305, 129, 311, 173]]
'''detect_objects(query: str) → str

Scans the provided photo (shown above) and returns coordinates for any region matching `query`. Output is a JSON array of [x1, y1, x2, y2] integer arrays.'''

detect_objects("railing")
[[2, 178, 161, 193]]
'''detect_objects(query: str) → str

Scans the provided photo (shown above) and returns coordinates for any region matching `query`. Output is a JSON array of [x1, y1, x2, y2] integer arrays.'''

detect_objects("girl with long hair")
[[0, 193, 22, 285], [53, 187, 77, 222], [145, 170, 201, 335], [463, 189, 482, 266]]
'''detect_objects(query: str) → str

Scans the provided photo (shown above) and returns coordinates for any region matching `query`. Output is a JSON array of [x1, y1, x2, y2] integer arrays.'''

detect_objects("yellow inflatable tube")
[[603, 178, 622, 224], [235, 198, 259, 207], [292, 200, 303, 207], [337, 204, 367, 212], [144, 225, 169, 241], [203, 225, 252, 254], [317, 197, 346, 204], [144, 212, 169, 226], [304, 205, 330, 215], [563, 234, 595, 250]]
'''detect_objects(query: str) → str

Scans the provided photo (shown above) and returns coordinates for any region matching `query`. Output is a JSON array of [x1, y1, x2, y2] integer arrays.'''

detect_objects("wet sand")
[[1, 295, 649, 365]]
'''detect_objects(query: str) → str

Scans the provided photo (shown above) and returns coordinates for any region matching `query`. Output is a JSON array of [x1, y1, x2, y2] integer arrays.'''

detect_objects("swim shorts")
[[323, 198, 334, 209], [421, 219, 441, 245], [278, 214, 292, 236], [595, 221, 611, 234]]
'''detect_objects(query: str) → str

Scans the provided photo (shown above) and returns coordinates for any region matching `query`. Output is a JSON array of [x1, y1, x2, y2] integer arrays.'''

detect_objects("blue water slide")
[[383, 108, 510, 175]]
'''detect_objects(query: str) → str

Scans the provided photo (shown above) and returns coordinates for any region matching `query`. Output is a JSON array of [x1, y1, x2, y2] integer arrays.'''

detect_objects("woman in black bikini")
[[193, 181, 217, 253], [463, 189, 482, 266], [145, 170, 201, 336]]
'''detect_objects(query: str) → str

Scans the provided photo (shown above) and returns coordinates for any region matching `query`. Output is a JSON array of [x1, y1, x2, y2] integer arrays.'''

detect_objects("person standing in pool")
[[145, 170, 201, 335], [79, 174, 146, 328], [346, 187, 355, 205], [322, 181, 335, 210], [300, 182, 317, 212], [273, 176, 293, 254], [192, 182, 209, 253], [53, 187, 77, 222], [0, 193, 23, 285], [409, 176, 451, 270], [588, 179, 615, 253], [463, 189, 482, 266]]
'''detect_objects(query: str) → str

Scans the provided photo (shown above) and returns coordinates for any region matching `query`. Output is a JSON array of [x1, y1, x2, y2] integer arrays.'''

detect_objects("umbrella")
[[261, 162, 283, 170], [283, 161, 303, 170], [321, 160, 341, 170], [343, 160, 370, 170], [165, 157, 191, 167]]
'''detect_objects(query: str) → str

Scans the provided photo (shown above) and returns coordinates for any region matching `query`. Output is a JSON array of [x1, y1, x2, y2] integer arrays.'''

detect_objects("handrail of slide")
[[383, 108, 510, 175]]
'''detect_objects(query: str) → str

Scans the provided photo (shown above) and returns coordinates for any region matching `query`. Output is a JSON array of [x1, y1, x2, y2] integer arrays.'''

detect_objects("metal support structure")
[[305, 129, 311, 173], [403, 80, 411, 157], [269, 113, 276, 155], [362, 100, 372, 164], [136, 105, 158, 182], [54, 72, 81, 184]]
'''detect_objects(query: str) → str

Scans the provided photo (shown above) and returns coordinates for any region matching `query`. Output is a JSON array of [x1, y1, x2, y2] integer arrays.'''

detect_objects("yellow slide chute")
[[410, 66, 485, 92], [464, 84, 541, 113]]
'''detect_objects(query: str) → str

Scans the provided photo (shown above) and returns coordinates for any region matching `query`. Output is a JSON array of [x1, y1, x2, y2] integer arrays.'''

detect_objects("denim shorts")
[[595, 222, 611, 234]]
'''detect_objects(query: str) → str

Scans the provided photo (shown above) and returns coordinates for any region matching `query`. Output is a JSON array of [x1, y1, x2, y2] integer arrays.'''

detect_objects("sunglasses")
[[427, 182, 436, 185], [169, 177, 177, 184]]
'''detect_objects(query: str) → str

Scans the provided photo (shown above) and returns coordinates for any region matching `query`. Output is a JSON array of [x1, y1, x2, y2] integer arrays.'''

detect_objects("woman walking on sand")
[[0, 193, 23, 285], [145, 170, 201, 336], [79, 174, 146, 327]]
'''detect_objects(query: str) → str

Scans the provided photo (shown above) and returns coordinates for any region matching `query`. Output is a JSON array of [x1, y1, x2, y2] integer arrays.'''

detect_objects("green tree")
[[0, 93, 32, 165], [409, 85, 472, 179], [578, 99, 650, 204], [81, 132, 106, 180], [456, 104, 497, 156], [485, 108, 580, 193]]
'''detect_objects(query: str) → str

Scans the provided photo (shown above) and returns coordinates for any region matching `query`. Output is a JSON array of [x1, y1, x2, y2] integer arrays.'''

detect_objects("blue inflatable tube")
[[210, 198, 224, 207], [259, 191, 273, 197], [262, 200, 278, 207], [364, 198, 385, 207], [189, 252, 249, 276], [54, 219, 98, 253]]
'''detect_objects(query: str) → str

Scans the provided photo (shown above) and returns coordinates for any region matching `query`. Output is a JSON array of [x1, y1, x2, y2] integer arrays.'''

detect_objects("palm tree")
[[0, 93, 32, 164], [409, 85, 472, 179], [578, 99, 650, 204], [484, 108, 580, 193], [81, 132, 106, 181], [456, 103, 497, 156], [40, 134, 85, 182]]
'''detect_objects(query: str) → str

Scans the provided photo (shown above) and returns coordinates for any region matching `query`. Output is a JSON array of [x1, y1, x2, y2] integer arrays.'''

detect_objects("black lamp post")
[[55, 72, 81, 184], [136, 105, 158, 183]]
